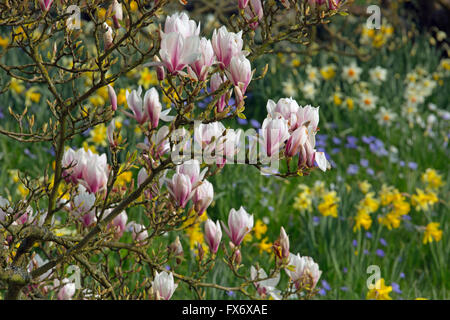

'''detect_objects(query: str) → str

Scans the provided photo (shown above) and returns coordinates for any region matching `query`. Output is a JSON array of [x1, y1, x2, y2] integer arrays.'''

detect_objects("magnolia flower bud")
[[107, 120, 117, 147], [107, 85, 117, 111], [204, 219, 222, 254], [152, 271, 178, 300], [279, 227, 290, 259], [221, 206, 254, 246], [244, 0, 263, 30], [154, 56, 166, 81], [232, 248, 242, 265], [168, 236, 184, 264], [144, 87, 162, 129], [103, 23, 113, 51], [111, 0, 123, 29], [210, 73, 227, 112], [193, 180, 214, 216]]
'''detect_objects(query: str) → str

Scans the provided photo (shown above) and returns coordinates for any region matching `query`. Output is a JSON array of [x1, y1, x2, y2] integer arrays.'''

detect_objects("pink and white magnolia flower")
[[221, 206, 254, 246], [285, 125, 307, 157], [80, 151, 109, 194], [166, 173, 194, 208], [107, 84, 117, 111], [39, 0, 54, 12], [238, 0, 250, 9], [285, 253, 322, 290], [193, 180, 214, 215], [250, 266, 281, 300], [163, 12, 200, 38], [127, 222, 148, 242], [73, 185, 96, 215], [152, 271, 178, 300], [124, 87, 148, 124], [62, 148, 86, 184], [194, 122, 226, 150], [214, 129, 242, 167], [266, 98, 300, 130], [244, 0, 263, 30], [210, 73, 228, 112], [151, 126, 171, 157], [144, 88, 162, 129], [189, 37, 215, 81], [175, 159, 207, 186], [295, 105, 320, 132], [56, 280, 76, 300], [204, 219, 222, 254], [226, 54, 253, 94], [105, 209, 128, 238], [261, 116, 290, 157], [111, 0, 123, 29], [160, 32, 201, 75], [298, 128, 329, 172], [212, 26, 244, 69], [103, 23, 113, 50]]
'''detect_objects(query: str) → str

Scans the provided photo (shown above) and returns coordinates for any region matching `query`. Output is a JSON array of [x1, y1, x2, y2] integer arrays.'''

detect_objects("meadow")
[[0, 0, 448, 300]]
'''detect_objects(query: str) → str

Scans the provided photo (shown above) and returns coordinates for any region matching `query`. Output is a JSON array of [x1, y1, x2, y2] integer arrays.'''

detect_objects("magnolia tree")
[[0, 0, 343, 300]]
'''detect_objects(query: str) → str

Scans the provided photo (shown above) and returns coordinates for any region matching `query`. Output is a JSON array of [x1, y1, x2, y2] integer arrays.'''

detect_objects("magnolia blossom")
[[193, 180, 214, 215], [152, 271, 178, 300], [39, 0, 54, 12], [73, 185, 96, 215], [261, 116, 290, 157], [212, 26, 244, 69], [151, 126, 171, 157], [176, 159, 207, 186], [221, 206, 254, 246], [189, 37, 215, 81], [285, 126, 307, 157], [244, 0, 263, 29], [226, 54, 253, 94], [107, 85, 117, 111], [194, 122, 226, 150], [80, 151, 109, 194], [238, 0, 250, 9], [160, 32, 201, 75], [124, 87, 147, 124], [106, 209, 128, 238], [111, 0, 123, 29], [214, 129, 242, 167], [295, 105, 320, 132], [285, 253, 322, 290], [62, 147, 86, 184], [166, 173, 194, 208], [210, 73, 228, 112], [144, 88, 162, 129], [250, 266, 281, 299], [56, 280, 76, 300], [298, 129, 329, 172], [127, 222, 148, 242], [103, 23, 113, 50], [204, 219, 222, 254], [163, 12, 200, 38], [266, 98, 300, 129]]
